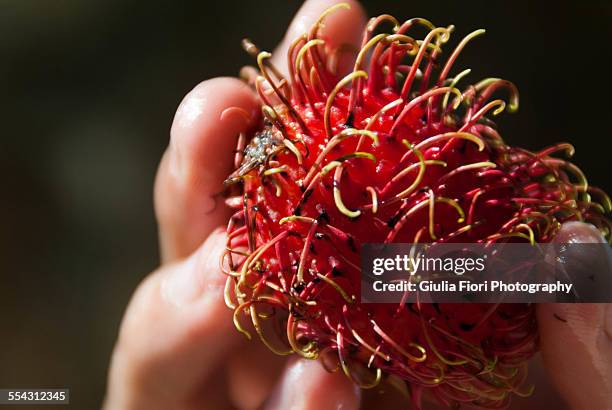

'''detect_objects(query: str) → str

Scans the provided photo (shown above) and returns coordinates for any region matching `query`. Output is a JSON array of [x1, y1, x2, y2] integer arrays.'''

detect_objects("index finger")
[[270, 0, 367, 76]]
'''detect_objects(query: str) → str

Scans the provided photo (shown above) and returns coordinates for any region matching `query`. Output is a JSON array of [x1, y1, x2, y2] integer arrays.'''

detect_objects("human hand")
[[103, 1, 612, 409], [103, 1, 367, 409]]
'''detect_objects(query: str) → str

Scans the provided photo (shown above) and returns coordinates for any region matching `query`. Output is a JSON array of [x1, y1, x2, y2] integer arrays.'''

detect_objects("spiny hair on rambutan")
[[219, 4, 611, 409]]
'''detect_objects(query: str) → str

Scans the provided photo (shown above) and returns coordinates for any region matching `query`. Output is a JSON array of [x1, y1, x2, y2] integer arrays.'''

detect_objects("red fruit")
[[221, 5, 611, 409]]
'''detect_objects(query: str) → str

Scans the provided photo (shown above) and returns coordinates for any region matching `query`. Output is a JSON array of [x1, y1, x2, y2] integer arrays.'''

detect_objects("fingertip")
[[265, 358, 361, 410], [554, 221, 606, 244], [288, 0, 366, 43], [169, 77, 258, 186], [271, 0, 367, 75], [539, 221, 611, 408], [172, 77, 257, 130], [156, 77, 259, 262]]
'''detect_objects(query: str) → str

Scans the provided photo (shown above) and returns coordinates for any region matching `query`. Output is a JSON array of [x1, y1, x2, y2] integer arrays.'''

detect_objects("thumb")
[[537, 222, 612, 410]]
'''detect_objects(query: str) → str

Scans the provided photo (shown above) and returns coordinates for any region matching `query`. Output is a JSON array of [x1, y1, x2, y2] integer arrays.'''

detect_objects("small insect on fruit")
[[224, 125, 284, 186], [220, 4, 611, 409]]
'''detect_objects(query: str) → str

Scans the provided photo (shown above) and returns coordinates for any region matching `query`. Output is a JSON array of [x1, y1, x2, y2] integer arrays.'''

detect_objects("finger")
[[105, 229, 237, 409], [270, 0, 367, 77], [226, 339, 286, 410], [537, 222, 612, 410], [155, 77, 259, 263], [264, 358, 361, 410]]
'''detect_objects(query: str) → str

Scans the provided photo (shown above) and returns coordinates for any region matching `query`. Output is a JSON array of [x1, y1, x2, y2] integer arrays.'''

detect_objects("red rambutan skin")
[[221, 6, 611, 409]]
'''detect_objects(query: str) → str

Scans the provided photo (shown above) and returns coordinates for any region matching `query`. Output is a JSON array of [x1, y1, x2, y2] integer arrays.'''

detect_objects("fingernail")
[[553, 222, 611, 302], [554, 221, 606, 244], [161, 229, 226, 307], [555, 221, 612, 341]]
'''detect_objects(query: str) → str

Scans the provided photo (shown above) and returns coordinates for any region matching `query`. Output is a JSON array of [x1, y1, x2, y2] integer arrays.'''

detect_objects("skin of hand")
[[103, 1, 612, 409]]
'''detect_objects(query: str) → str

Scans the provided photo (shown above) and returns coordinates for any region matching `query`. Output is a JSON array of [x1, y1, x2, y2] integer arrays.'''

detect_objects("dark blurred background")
[[1, 0, 610, 408]]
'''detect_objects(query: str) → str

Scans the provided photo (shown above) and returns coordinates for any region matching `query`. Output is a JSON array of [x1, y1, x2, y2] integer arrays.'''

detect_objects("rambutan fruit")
[[221, 5, 612, 409]]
